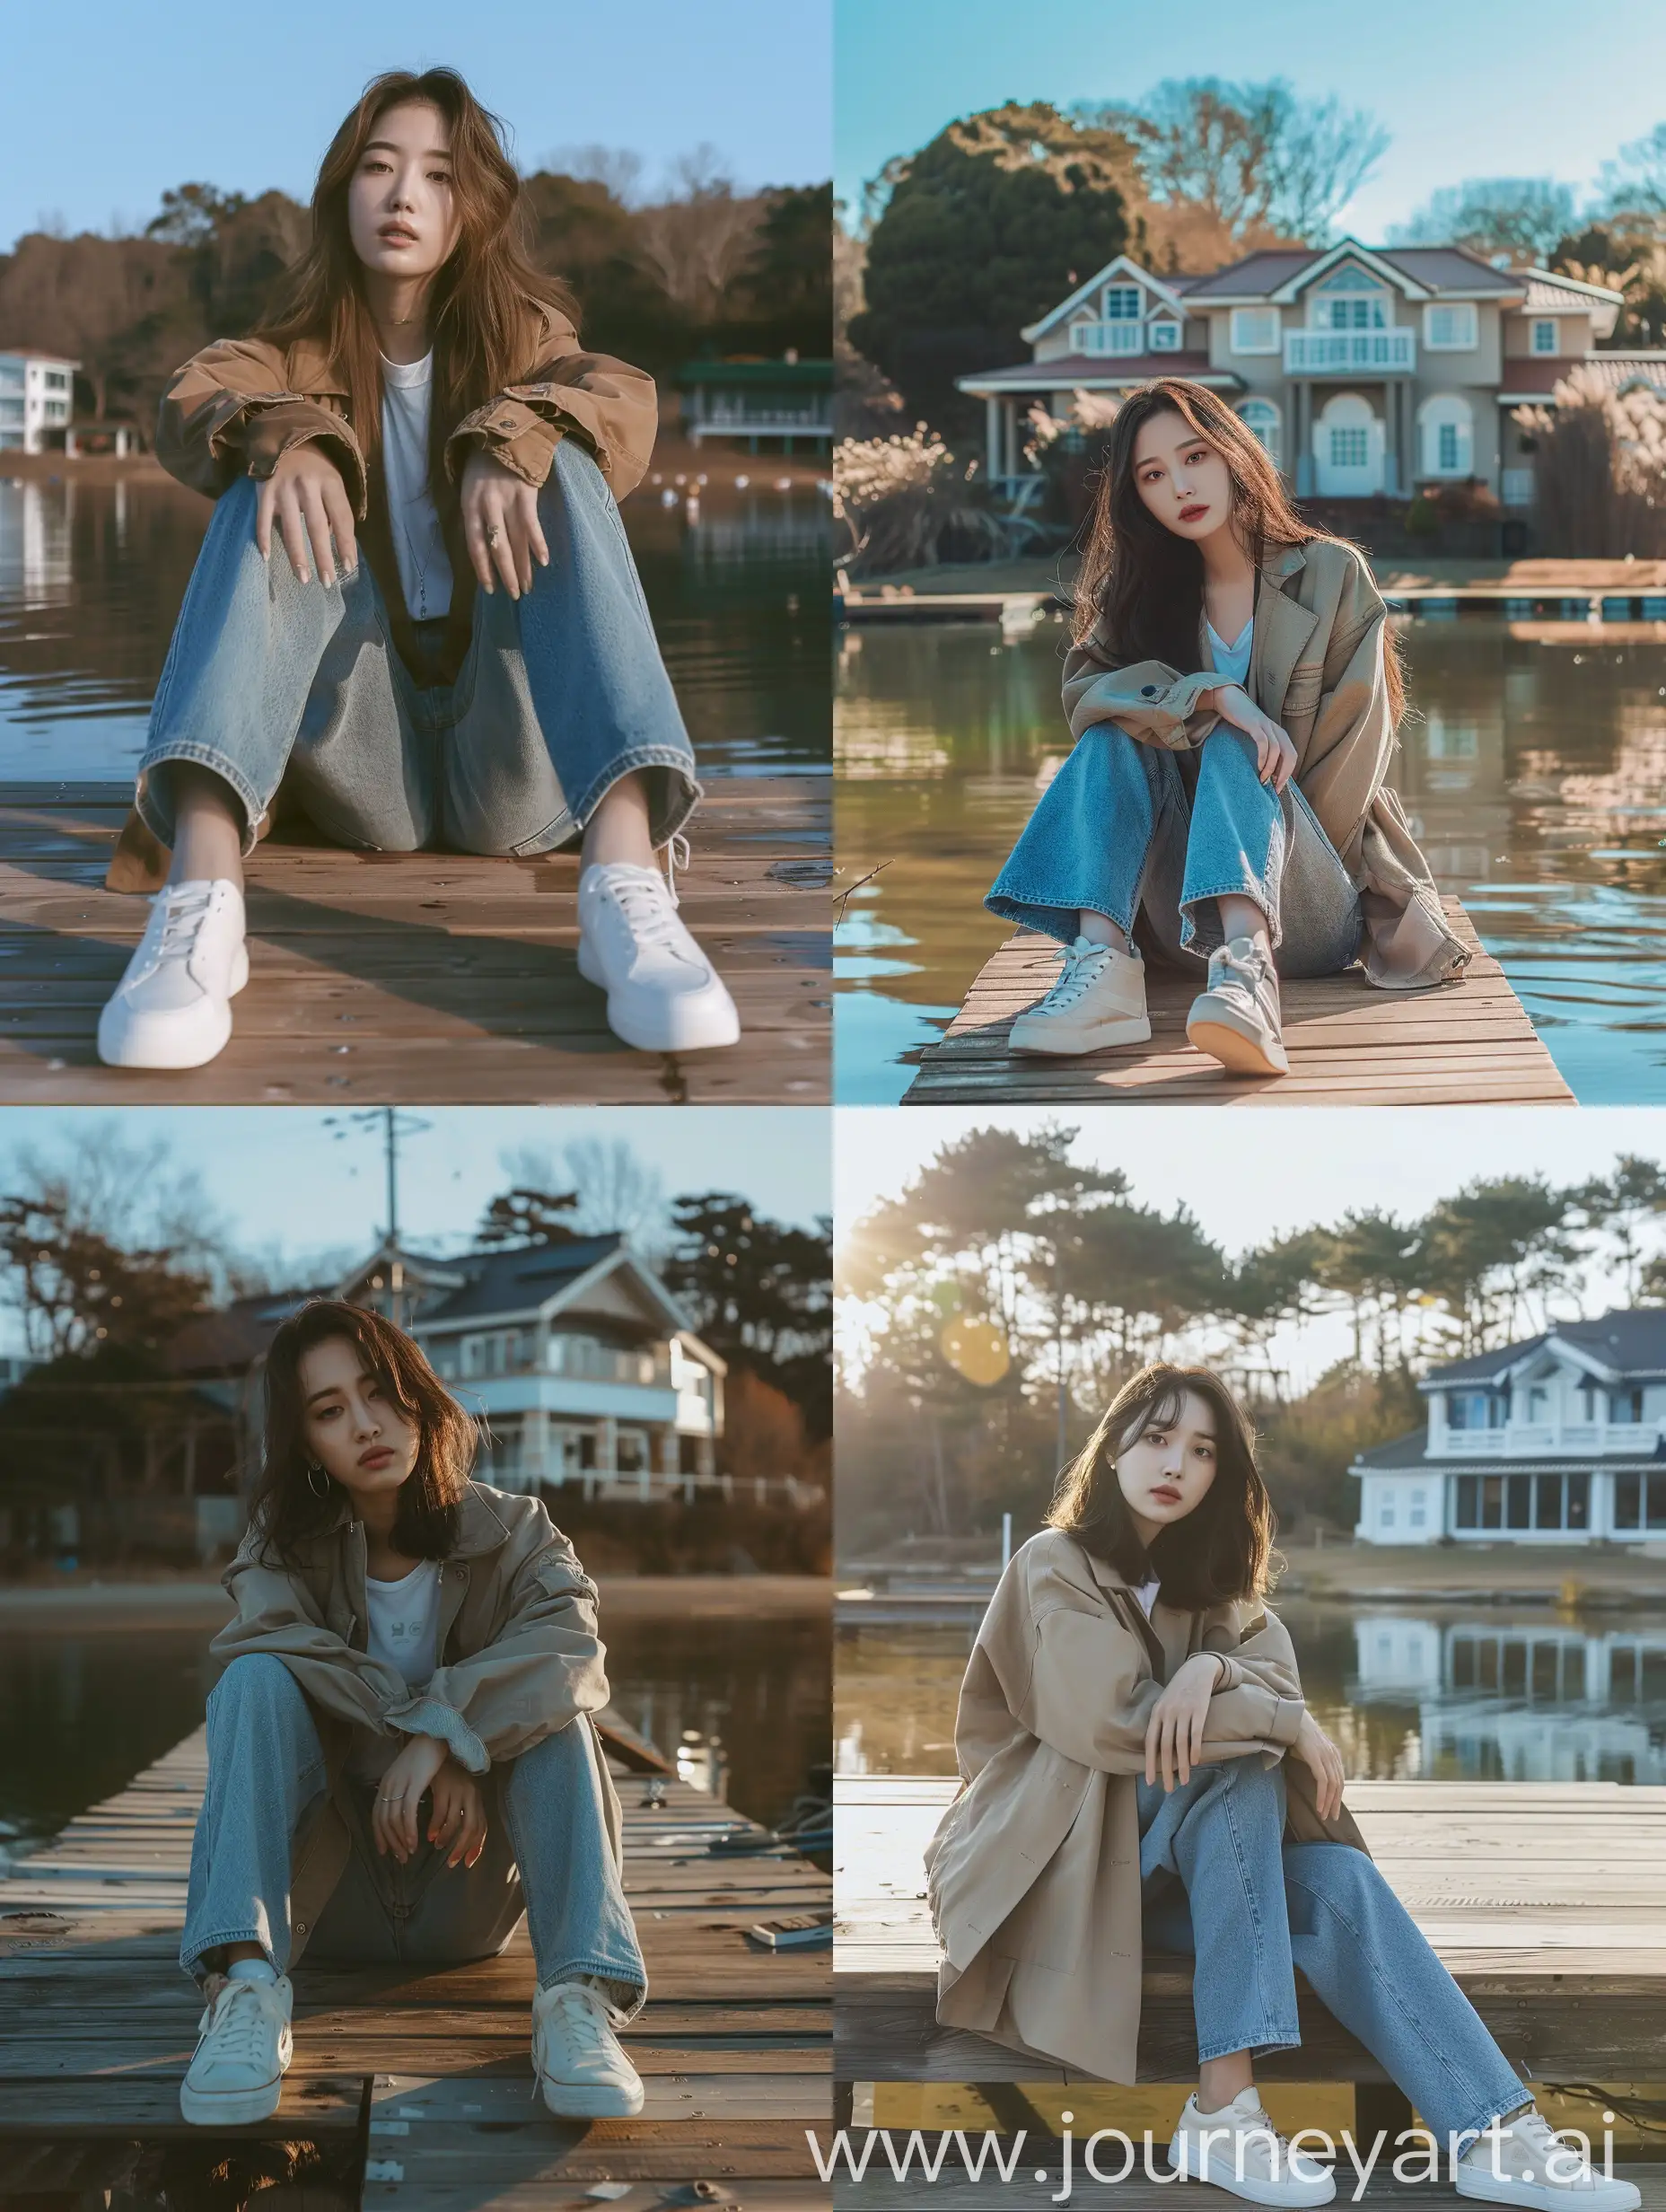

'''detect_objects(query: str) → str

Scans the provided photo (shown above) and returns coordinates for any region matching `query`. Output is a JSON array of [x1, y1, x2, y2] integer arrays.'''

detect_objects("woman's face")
[[1114, 1389, 1220, 1538], [346, 100, 460, 283], [1130, 409, 1236, 542], [298, 1335, 420, 1508]]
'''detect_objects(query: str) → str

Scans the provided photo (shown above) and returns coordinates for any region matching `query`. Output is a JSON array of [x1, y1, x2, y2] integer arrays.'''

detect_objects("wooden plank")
[[0, 777, 830, 1102], [834, 1774, 1666, 2083], [903, 901, 1573, 1107], [830, 2168, 1666, 2211]]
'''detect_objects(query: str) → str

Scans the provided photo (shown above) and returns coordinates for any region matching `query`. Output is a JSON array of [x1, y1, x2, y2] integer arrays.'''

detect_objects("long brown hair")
[[251, 67, 577, 535], [1045, 1362, 1275, 1609], [1071, 378, 1405, 725], [250, 1298, 478, 1565]]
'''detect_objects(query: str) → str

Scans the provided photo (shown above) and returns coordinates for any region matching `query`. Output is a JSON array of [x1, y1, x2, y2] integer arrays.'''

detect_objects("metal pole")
[[384, 1107, 399, 1245], [1001, 1511, 1012, 1571]]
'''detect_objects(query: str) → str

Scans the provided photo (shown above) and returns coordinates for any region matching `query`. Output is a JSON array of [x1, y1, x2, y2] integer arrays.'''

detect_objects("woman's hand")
[[426, 1756, 488, 1870], [1210, 683, 1298, 793], [256, 443, 357, 589], [460, 448, 549, 600], [1293, 1711, 1346, 1822], [1144, 1651, 1227, 1792], [373, 1733, 450, 1862]]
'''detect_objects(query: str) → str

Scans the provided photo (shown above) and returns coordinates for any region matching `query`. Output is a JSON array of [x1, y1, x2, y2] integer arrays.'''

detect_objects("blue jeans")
[[136, 440, 699, 860], [987, 722, 1363, 978], [180, 1652, 647, 2016], [1137, 1757, 1528, 2146]]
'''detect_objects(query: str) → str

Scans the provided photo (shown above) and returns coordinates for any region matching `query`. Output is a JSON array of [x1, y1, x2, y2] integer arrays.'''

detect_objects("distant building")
[[1349, 1310, 1666, 1544], [957, 241, 1666, 510], [677, 356, 833, 453], [0, 352, 79, 452]]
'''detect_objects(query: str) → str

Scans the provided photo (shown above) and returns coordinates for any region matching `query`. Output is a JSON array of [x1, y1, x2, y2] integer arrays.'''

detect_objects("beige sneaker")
[[1008, 935, 1150, 1056], [1187, 935, 1289, 1076], [1456, 2105, 1642, 2210], [1169, 2086, 1336, 2206], [531, 1977, 644, 2119]]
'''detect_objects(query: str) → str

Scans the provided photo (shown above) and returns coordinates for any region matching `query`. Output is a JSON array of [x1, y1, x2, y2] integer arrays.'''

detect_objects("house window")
[[1236, 398, 1282, 467], [1310, 268, 1390, 329], [1409, 1488, 1427, 1529], [1379, 1495, 1397, 1530], [1505, 1475, 1533, 1530], [1615, 1472, 1666, 1531], [1528, 1386, 1548, 1421], [1448, 1389, 1505, 1429], [1330, 426, 1368, 469], [1455, 1474, 1478, 1527], [1425, 303, 1477, 350], [1421, 395, 1474, 478], [1147, 319, 1181, 351], [1103, 285, 1142, 321], [1231, 308, 1280, 355], [1531, 318, 1558, 355], [1609, 1388, 1644, 1424]]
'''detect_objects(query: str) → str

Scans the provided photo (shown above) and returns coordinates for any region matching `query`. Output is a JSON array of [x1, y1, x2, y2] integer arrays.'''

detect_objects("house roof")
[[1179, 241, 1522, 303], [1419, 1310, 1666, 1390], [1351, 1431, 1666, 1476], [957, 352, 1241, 397], [416, 1235, 630, 1323], [1518, 270, 1624, 312], [1020, 253, 1197, 343]]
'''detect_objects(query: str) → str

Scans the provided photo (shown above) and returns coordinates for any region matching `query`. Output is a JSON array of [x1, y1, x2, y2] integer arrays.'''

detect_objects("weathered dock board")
[[0, 1725, 832, 2205], [0, 777, 830, 1104], [903, 900, 1572, 1106], [835, 1771, 1666, 2086]]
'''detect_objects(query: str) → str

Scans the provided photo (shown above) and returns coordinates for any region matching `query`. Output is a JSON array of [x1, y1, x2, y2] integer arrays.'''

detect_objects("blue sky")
[[1, 0, 831, 250], [0, 1110, 829, 1351], [835, 0, 1666, 240]]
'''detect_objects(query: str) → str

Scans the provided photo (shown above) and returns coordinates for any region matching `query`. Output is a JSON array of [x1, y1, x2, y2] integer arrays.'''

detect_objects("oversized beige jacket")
[[1063, 537, 1469, 990], [210, 1480, 622, 1961], [923, 1527, 1368, 2083]]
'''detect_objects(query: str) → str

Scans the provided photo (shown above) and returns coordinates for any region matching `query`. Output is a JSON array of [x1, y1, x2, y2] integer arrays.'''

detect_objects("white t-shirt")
[[1133, 1575, 1162, 1620], [1206, 613, 1253, 689], [364, 1557, 442, 1689], [380, 352, 454, 623]]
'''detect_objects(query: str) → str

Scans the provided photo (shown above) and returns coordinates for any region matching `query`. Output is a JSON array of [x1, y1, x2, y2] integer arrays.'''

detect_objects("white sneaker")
[[1170, 2086, 1337, 2206], [1187, 934, 1289, 1076], [97, 878, 249, 1070], [576, 858, 740, 1053], [1007, 935, 1150, 1055], [180, 1970, 294, 2126], [1456, 2106, 1642, 2210], [531, 1977, 644, 2119]]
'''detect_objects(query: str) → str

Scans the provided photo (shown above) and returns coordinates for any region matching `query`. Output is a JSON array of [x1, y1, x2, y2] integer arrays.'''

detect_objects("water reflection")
[[834, 1603, 1666, 1785], [834, 615, 1666, 1102], [0, 475, 831, 785]]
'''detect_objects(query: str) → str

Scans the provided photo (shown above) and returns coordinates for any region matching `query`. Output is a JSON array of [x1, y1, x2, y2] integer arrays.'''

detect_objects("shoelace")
[[604, 866, 684, 950], [530, 1980, 618, 2101], [1209, 945, 1267, 1005], [1500, 2111, 1591, 2181], [1039, 942, 1113, 1013], [664, 832, 691, 908], [153, 882, 215, 961], [198, 1979, 276, 2068]]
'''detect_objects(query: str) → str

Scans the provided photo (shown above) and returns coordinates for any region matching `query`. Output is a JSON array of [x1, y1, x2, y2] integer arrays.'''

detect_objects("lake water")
[[837, 1601, 1666, 1785], [835, 615, 1666, 1102], [0, 1600, 830, 1861], [0, 473, 832, 785]]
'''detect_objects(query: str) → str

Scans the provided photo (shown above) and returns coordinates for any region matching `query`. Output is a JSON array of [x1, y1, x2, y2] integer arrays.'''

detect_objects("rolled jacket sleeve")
[[383, 1532, 610, 1776], [444, 316, 658, 502], [155, 338, 366, 514], [1063, 632, 1223, 754]]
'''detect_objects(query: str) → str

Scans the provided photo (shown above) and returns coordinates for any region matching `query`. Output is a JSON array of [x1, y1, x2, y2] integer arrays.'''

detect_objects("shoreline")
[[0, 1572, 831, 1630]]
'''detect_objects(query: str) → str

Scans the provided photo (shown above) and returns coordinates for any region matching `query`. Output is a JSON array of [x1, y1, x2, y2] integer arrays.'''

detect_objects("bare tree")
[[1597, 123, 1666, 219], [495, 1139, 668, 1249], [1390, 177, 1578, 261], [541, 144, 646, 206]]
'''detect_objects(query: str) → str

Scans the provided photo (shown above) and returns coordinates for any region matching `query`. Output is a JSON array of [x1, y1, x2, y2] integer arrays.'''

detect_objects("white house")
[[0, 352, 79, 452], [958, 241, 1666, 509], [1349, 1310, 1666, 1544], [336, 1233, 727, 1499]]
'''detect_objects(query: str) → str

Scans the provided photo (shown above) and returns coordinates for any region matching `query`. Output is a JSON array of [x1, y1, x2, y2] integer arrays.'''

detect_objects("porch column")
[[1294, 382, 1313, 498], [986, 395, 1000, 479], [598, 1414, 618, 1476], [1382, 382, 1398, 498], [1002, 399, 1018, 481]]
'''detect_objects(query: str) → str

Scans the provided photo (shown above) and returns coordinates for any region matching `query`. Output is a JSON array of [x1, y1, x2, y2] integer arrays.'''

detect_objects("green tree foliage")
[[662, 1194, 833, 1438], [475, 1186, 581, 1248], [848, 104, 1136, 438]]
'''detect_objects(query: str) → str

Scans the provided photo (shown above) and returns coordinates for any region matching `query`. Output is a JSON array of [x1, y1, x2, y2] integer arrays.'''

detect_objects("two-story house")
[[958, 240, 1666, 511], [336, 1233, 726, 1497], [1348, 1310, 1666, 1544]]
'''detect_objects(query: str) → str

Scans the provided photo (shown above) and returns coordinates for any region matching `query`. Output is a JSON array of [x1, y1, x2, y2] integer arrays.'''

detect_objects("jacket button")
[[1141, 685, 1157, 697], [295, 1922, 307, 1936]]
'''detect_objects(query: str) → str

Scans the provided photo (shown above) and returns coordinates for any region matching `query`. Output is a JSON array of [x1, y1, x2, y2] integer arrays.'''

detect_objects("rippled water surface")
[[835, 615, 1666, 1102], [0, 474, 831, 783]]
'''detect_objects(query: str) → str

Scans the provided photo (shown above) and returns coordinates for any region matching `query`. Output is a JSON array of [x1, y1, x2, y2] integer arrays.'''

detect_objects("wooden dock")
[[0, 777, 829, 1104], [903, 900, 1573, 1106], [0, 1725, 832, 2207]]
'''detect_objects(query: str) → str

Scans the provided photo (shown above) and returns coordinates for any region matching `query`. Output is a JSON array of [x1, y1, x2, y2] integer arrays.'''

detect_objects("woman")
[[925, 1365, 1636, 2208], [98, 67, 738, 1072], [177, 1298, 647, 2128], [987, 380, 1466, 1077]]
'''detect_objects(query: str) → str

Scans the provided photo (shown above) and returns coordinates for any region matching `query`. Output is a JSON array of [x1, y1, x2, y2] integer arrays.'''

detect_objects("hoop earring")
[[306, 1462, 331, 1500]]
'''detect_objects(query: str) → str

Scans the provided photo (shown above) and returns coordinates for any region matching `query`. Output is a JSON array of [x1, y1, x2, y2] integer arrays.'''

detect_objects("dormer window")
[[1103, 284, 1142, 321], [1448, 1389, 1505, 1429], [1609, 1387, 1644, 1424], [1147, 319, 1181, 352], [1309, 265, 1390, 330]]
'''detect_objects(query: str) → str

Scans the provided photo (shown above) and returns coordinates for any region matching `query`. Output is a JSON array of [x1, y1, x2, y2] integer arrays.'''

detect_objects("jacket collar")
[[280, 294, 562, 399], [1250, 540, 1319, 713], [317, 1479, 510, 1560]]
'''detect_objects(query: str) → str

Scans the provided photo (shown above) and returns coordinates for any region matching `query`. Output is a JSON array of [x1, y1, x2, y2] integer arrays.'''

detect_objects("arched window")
[[1419, 394, 1474, 478], [1236, 398, 1283, 469]]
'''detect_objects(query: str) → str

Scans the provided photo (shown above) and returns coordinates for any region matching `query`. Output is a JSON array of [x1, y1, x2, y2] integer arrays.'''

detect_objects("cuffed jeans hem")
[[539, 1954, 649, 2014], [1178, 876, 1279, 955], [1196, 2030, 1302, 2065], [180, 1926, 270, 1983], [136, 742, 270, 857], [563, 749, 702, 855], [1441, 2085, 1535, 2153], [984, 889, 1135, 946]]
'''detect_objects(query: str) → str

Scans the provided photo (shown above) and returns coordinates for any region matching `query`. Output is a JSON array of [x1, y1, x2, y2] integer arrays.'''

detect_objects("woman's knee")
[[1284, 1841, 1390, 1932], [211, 1652, 307, 1719]]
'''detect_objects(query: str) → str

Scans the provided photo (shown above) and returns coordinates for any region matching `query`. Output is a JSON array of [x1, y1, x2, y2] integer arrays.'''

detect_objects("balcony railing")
[[1285, 328, 1416, 373], [1437, 1420, 1647, 1456], [1071, 320, 1149, 356]]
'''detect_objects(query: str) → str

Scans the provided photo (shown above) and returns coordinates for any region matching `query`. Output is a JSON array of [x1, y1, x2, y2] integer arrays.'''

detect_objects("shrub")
[[1514, 366, 1666, 556], [833, 425, 1005, 575]]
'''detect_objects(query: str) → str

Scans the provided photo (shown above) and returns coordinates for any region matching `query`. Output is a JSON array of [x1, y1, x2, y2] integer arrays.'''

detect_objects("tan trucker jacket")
[[209, 1479, 623, 1960], [923, 1527, 1369, 2084], [1062, 536, 1470, 992]]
